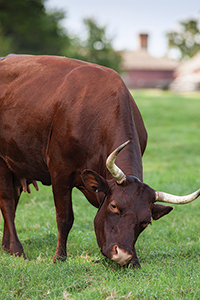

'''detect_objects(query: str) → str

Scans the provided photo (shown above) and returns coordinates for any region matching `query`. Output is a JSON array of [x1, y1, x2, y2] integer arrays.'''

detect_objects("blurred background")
[[0, 0, 200, 91]]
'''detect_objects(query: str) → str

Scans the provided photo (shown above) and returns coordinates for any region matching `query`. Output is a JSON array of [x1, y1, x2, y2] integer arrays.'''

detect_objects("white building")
[[170, 52, 200, 92]]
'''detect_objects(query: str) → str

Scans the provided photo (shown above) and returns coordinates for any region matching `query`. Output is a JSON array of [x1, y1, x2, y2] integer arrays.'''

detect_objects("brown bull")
[[0, 54, 199, 268]]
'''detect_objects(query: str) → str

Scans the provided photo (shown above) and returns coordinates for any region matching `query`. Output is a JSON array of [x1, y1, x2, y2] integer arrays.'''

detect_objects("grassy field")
[[0, 90, 200, 299]]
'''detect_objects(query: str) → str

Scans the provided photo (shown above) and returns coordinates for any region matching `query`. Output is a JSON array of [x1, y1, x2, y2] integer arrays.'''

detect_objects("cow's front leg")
[[52, 183, 74, 263], [129, 246, 141, 269], [2, 219, 10, 252]]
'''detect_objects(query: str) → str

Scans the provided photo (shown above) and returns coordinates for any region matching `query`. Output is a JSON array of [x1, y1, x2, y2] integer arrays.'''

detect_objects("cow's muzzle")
[[111, 245, 133, 265]]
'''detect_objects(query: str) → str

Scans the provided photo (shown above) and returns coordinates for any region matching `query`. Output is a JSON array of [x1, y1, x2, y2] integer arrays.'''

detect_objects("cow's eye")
[[109, 202, 119, 213], [109, 201, 120, 214], [110, 203, 116, 209]]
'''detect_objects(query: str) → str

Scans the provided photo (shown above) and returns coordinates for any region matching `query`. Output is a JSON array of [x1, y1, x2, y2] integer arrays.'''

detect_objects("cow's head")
[[82, 141, 200, 268]]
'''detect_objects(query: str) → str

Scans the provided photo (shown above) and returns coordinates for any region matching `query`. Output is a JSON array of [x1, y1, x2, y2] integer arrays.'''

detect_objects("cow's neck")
[[115, 148, 143, 181], [106, 139, 143, 182]]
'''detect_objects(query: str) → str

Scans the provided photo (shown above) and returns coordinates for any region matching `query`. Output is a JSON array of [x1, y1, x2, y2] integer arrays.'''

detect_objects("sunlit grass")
[[0, 90, 200, 299]]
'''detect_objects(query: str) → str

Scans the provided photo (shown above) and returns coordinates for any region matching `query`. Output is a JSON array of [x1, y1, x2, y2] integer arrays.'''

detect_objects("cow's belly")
[[0, 116, 52, 185], [1, 151, 51, 186]]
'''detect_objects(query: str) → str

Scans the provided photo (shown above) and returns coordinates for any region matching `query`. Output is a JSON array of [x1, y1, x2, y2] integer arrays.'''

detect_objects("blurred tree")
[[166, 19, 200, 60], [0, 27, 13, 56], [0, 0, 71, 55], [0, 1, 121, 72], [67, 18, 122, 72]]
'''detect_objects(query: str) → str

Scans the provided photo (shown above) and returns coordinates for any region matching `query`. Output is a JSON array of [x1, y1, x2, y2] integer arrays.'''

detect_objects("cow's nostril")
[[113, 245, 118, 255], [111, 245, 133, 266]]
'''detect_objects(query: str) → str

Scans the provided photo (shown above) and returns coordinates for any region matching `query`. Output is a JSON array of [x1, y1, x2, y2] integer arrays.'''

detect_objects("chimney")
[[139, 34, 148, 51]]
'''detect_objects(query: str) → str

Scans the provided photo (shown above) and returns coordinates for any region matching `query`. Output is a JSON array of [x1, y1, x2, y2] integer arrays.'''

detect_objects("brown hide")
[[0, 54, 171, 267]]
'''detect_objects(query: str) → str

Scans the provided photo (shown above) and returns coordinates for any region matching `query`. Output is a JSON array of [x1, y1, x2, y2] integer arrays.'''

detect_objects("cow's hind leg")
[[0, 158, 26, 258], [2, 185, 21, 252]]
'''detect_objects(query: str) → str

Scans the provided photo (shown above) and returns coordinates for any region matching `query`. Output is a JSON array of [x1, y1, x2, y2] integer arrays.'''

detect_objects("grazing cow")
[[0, 54, 199, 268]]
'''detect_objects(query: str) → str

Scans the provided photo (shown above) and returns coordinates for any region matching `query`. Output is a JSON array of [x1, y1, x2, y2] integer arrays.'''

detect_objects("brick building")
[[120, 34, 179, 89]]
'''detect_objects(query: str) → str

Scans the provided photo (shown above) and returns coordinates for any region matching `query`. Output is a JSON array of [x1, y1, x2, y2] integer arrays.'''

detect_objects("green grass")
[[1, 90, 200, 299]]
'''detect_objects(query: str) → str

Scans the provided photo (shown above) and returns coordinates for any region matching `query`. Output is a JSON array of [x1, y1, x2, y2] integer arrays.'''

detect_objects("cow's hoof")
[[2, 243, 10, 253], [11, 251, 27, 260], [9, 242, 27, 260], [53, 254, 67, 263]]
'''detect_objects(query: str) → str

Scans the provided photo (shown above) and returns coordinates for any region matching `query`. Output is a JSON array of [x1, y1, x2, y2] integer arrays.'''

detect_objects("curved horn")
[[155, 189, 200, 204], [106, 140, 130, 184]]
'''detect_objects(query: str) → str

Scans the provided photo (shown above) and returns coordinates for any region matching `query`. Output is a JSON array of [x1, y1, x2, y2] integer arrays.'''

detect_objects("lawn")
[[0, 90, 200, 299]]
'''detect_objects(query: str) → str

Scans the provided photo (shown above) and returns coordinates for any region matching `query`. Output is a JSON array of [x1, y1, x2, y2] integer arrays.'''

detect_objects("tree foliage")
[[63, 18, 122, 72], [0, 27, 13, 56], [166, 19, 200, 60], [0, 0, 70, 55], [0, 1, 121, 71]]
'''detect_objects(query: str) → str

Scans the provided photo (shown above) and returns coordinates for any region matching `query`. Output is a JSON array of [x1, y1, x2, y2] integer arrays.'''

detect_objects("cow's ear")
[[151, 204, 173, 220], [82, 170, 109, 194]]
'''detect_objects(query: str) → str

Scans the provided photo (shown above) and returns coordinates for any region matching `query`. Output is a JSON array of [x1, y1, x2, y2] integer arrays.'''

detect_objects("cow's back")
[[0, 54, 147, 183]]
